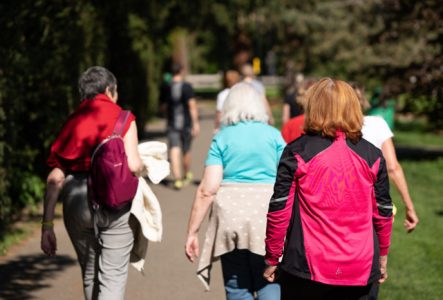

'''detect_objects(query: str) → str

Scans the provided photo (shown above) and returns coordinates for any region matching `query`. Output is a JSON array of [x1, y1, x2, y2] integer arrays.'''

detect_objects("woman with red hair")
[[264, 78, 393, 300]]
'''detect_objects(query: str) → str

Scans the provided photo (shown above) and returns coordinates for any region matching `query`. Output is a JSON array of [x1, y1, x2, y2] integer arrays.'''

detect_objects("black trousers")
[[280, 271, 376, 300]]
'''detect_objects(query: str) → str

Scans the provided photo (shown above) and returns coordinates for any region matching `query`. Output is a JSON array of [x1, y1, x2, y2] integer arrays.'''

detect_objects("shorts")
[[168, 127, 192, 153]]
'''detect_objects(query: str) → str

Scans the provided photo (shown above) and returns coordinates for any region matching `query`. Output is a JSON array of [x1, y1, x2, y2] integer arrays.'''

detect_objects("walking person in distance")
[[160, 63, 200, 190]]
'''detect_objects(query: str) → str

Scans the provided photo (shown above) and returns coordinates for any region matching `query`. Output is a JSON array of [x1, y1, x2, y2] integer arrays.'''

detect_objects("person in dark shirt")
[[281, 79, 316, 143], [282, 73, 304, 125], [282, 92, 302, 122], [160, 63, 200, 189]]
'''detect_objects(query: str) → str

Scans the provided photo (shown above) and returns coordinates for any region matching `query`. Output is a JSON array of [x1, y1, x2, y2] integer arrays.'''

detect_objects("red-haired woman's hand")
[[263, 265, 278, 283], [379, 255, 388, 284]]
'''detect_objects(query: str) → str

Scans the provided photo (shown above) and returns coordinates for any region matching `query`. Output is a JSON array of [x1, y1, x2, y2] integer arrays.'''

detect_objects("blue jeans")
[[220, 249, 280, 300]]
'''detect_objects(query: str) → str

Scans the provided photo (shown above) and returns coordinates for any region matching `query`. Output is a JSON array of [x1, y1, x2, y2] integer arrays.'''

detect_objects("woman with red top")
[[41, 66, 143, 300], [280, 79, 316, 144], [263, 78, 393, 300]]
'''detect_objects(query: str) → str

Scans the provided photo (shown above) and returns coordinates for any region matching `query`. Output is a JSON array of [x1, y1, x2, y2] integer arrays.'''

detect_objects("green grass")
[[394, 131, 443, 148], [266, 86, 282, 98], [393, 119, 443, 148], [271, 104, 283, 130], [379, 158, 443, 299], [0, 223, 37, 256]]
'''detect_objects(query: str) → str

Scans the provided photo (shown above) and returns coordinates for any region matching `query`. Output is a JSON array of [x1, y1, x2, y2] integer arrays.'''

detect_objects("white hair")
[[221, 82, 269, 126]]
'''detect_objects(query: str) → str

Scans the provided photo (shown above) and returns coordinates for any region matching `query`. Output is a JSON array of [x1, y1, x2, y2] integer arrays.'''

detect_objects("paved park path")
[[0, 102, 225, 300]]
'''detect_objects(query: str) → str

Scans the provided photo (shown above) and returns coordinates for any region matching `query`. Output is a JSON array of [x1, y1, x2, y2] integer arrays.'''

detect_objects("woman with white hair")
[[185, 82, 285, 300]]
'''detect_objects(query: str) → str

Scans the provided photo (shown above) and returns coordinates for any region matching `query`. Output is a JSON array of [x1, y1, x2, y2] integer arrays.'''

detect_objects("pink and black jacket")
[[265, 131, 393, 286]]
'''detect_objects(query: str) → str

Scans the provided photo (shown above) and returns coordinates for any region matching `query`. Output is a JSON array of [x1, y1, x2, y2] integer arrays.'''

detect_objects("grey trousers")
[[61, 173, 134, 300]]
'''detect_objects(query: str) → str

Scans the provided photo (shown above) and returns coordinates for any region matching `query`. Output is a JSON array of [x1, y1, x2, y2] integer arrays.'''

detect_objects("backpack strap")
[[91, 110, 131, 162], [113, 110, 131, 136]]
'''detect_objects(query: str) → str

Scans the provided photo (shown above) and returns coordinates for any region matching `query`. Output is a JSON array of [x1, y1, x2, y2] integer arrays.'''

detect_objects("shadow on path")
[[0, 254, 76, 300], [159, 178, 201, 189], [396, 145, 443, 160]]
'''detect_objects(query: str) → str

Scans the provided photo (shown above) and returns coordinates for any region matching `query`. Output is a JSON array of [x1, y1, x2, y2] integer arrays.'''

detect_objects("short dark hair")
[[78, 66, 117, 100], [171, 63, 183, 75]]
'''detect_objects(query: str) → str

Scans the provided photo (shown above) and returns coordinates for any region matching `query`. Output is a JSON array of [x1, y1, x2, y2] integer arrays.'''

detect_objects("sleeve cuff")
[[379, 247, 389, 256], [264, 257, 279, 266]]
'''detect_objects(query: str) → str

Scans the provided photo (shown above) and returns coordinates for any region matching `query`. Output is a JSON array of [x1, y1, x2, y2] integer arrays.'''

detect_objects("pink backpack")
[[88, 111, 139, 211]]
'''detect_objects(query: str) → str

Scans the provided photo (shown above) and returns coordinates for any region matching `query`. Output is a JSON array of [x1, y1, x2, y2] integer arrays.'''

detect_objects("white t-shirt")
[[216, 88, 230, 112], [362, 116, 394, 149], [249, 79, 265, 95]]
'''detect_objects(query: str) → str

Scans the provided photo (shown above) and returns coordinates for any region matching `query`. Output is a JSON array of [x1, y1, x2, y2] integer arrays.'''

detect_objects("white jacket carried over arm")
[[130, 141, 169, 272]]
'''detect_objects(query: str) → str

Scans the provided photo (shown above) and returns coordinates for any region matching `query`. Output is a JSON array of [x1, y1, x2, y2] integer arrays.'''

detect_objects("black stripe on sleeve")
[[269, 146, 298, 212], [374, 156, 393, 217]]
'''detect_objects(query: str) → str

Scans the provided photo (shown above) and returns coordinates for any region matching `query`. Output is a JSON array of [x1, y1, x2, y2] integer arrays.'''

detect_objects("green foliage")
[[127, 13, 161, 120], [13, 172, 45, 213], [0, 0, 83, 225], [0, 0, 177, 226], [230, 0, 442, 128], [1, 0, 442, 229], [0, 78, 8, 220]]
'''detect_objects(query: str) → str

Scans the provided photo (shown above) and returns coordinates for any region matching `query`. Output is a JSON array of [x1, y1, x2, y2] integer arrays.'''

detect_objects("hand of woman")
[[192, 123, 200, 137], [378, 255, 388, 284], [185, 166, 222, 263], [41, 227, 57, 256], [263, 265, 278, 283], [185, 234, 199, 263], [404, 208, 419, 233], [123, 121, 144, 175]]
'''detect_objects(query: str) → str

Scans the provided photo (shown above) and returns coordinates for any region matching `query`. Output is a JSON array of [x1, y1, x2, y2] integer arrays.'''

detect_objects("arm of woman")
[[41, 167, 65, 256], [264, 147, 298, 282], [189, 98, 200, 137], [381, 138, 419, 232], [185, 165, 223, 262], [123, 121, 144, 176], [372, 156, 393, 283], [282, 103, 290, 125]]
